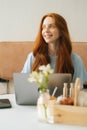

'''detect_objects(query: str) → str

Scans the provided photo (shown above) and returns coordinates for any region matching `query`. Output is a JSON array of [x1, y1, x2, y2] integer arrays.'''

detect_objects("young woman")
[[21, 13, 87, 87]]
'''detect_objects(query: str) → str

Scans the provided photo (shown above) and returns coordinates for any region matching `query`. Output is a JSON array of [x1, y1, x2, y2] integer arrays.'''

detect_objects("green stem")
[[43, 104, 47, 119]]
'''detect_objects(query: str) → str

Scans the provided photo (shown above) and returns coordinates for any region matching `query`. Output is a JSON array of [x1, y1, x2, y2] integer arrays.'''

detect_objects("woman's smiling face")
[[42, 16, 60, 44]]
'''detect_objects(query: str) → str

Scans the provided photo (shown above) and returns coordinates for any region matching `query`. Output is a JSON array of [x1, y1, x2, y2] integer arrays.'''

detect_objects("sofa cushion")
[[0, 42, 33, 80], [72, 42, 87, 71]]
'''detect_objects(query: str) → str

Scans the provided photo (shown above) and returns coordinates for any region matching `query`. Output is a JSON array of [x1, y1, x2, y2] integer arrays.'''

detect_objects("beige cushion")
[[72, 42, 87, 70], [0, 83, 7, 94], [0, 42, 33, 80]]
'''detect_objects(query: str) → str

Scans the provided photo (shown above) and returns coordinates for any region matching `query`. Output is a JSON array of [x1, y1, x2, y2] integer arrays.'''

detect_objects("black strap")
[[0, 78, 9, 83]]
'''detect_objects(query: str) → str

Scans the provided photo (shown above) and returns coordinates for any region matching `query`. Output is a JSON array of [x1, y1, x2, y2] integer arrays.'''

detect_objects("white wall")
[[0, 0, 87, 42]]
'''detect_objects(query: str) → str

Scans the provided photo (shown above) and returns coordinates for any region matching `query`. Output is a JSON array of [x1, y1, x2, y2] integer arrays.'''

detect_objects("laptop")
[[13, 73, 72, 105]]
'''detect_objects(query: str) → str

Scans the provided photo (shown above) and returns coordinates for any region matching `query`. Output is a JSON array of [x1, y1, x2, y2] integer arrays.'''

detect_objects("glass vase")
[[37, 89, 50, 122]]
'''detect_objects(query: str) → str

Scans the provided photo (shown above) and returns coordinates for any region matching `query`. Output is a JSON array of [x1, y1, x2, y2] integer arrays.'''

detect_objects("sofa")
[[0, 41, 87, 94]]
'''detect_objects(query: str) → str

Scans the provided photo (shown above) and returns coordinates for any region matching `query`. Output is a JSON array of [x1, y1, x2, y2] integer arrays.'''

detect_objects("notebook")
[[13, 73, 72, 105]]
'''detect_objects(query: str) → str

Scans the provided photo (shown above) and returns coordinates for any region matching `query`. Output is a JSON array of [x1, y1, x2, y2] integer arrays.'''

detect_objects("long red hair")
[[32, 13, 74, 76]]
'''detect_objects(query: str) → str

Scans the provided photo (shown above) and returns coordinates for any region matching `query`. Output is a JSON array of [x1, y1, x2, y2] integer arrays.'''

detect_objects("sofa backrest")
[[72, 42, 87, 70], [0, 42, 33, 80], [0, 41, 87, 80]]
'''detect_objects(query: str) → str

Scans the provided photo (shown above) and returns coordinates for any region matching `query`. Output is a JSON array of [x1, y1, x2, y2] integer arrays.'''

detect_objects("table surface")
[[0, 94, 87, 130]]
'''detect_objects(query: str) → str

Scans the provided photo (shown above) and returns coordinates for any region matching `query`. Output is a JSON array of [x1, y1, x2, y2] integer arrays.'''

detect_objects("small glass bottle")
[[69, 83, 74, 98], [63, 83, 68, 98], [37, 89, 50, 122]]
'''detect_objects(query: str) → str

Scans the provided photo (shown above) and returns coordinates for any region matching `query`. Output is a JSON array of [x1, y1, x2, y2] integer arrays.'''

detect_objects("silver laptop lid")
[[13, 73, 72, 105], [14, 73, 39, 105], [48, 73, 72, 97]]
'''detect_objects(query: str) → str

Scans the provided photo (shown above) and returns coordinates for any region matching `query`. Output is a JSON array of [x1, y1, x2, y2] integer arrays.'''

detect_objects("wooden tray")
[[47, 100, 87, 126]]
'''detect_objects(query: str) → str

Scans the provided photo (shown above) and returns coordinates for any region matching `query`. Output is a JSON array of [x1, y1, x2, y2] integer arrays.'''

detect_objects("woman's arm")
[[21, 52, 34, 73]]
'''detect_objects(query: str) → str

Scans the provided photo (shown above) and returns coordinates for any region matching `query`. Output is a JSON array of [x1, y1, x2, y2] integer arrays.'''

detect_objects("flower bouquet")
[[28, 64, 54, 92], [28, 64, 54, 122]]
